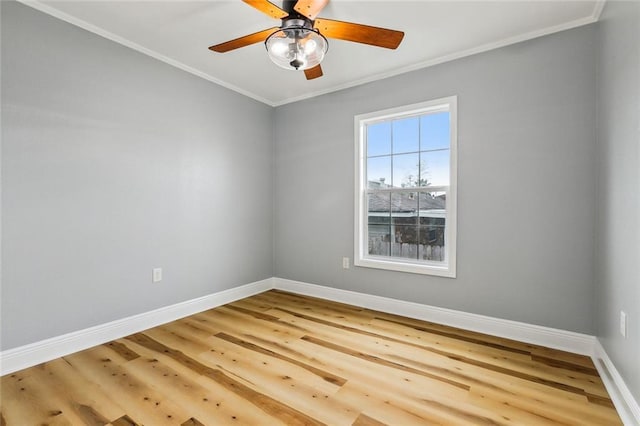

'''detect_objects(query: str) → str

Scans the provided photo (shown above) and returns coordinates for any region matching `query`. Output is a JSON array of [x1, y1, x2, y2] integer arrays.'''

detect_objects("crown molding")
[[592, 0, 608, 21], [272, 11, 604, 106], [16, 0, 276, 106], [17, 0, 605, 107]]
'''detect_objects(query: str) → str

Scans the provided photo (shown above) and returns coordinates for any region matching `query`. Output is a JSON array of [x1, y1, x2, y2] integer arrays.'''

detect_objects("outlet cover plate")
[[153, 268, 162, 283], [620, 311, 627, 338]]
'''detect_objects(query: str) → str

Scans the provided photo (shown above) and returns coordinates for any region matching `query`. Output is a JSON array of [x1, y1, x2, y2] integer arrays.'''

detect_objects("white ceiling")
[[23, 0, 604, 106]]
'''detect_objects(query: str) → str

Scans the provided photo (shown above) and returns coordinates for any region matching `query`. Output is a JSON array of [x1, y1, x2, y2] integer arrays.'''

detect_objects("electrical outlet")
[[152, 268, 162, 283], [342, 257, 350, 269], [620, 311, 627, 338]]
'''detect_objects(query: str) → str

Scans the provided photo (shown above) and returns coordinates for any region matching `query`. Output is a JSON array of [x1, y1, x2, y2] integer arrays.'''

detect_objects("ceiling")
[[22, 0, 604, 106]]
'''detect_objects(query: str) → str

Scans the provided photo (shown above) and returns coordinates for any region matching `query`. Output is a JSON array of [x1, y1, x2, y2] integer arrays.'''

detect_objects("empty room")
[[1, 0, 638, 424]]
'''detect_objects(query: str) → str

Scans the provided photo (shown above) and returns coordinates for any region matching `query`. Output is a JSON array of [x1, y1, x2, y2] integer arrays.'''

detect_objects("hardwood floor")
[[1, 290, 621, 425]]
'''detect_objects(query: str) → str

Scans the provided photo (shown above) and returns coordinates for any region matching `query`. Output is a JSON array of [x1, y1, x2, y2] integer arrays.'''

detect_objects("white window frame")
[[354, 96, 457, 277]]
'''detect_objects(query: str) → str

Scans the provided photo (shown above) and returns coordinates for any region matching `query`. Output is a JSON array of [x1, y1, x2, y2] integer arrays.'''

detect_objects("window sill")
[[354, 256, 456, 278]]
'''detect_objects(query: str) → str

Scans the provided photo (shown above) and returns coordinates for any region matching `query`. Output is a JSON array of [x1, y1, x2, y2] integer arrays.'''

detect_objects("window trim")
[[354, 96, 458, 277]]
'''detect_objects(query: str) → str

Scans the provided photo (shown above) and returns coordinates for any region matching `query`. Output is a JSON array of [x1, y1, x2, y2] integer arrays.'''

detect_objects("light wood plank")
[[1, 290, 622, 425]]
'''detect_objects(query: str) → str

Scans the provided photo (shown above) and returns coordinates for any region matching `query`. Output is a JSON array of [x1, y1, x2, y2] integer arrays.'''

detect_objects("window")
[[354, 97, 457, 277]]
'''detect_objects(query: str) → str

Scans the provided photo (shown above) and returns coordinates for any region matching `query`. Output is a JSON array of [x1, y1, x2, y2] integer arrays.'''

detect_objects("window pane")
[[419, 225, 445, 261], [391, 191, 418, 220], [420, 112, 450, 151], [418, 191, 446, 215], [367, 122, 391, 157], [418, 191, 446, 262], [392, 117, 419, 154], [368, 192, 391, 256], [392, 153, 419, 188], [420, 149, 450, 186], [367, 156, 391, 189], [391, 224, 418, 259], [390, 192, 418, 259]]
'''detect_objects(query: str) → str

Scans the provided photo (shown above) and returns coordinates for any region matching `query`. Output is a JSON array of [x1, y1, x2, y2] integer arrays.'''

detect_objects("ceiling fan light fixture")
[[209, 0, 405, 80], [265, 25, 328, 71]]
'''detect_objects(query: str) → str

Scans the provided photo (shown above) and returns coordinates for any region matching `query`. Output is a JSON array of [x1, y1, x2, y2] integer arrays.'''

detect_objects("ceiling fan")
[[208, 0, 405, 80]]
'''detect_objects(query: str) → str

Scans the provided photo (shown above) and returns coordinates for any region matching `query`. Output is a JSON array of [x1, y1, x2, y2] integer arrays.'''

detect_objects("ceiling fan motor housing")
[[282, 0, 301, 15]]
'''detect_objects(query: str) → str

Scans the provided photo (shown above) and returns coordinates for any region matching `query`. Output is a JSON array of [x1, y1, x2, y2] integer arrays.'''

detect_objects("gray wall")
[[595, 0, 640, 403], [1, 2, 274, 350], [4, 3, 636, 401], [274, 25, 597, 334]]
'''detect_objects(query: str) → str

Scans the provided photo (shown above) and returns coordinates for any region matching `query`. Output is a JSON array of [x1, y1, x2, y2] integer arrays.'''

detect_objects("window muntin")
[[355, 97, 457, 277]]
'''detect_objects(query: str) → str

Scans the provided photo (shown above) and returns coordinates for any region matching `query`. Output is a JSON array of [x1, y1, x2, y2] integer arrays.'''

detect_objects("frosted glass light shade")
[[266, 28, 328, 71]]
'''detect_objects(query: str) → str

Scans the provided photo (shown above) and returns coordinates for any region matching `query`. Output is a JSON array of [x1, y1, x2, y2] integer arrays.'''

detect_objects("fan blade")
[[209, 27, 279, 53], [314, 18, 404, 49], [242, 0, 288, 19], [294, 0, 329, 20], [304, 64, 323, 80]]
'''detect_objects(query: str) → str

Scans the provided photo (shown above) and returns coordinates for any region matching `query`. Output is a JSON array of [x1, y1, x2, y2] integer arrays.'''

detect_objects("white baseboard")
[[273, 277, 596, 355], [3, 275, 637, 426], [0, 278, 273, 375], [593, 340, 640, 426], [274, 277, 640, 425]]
